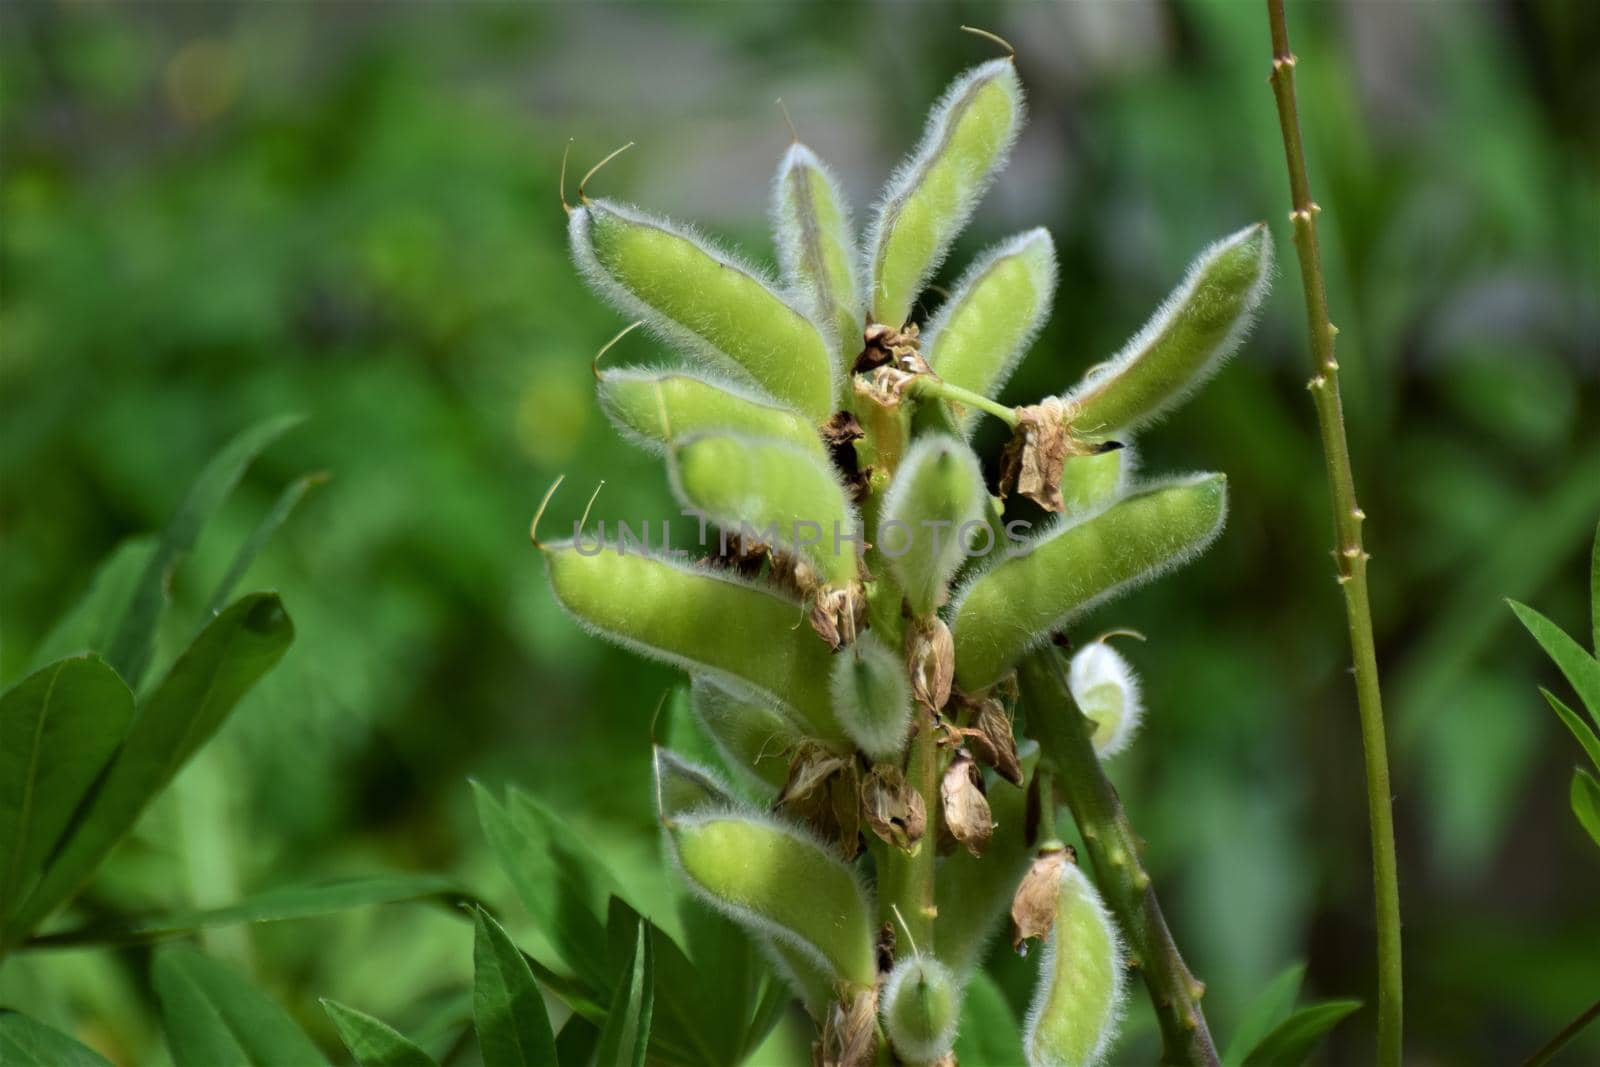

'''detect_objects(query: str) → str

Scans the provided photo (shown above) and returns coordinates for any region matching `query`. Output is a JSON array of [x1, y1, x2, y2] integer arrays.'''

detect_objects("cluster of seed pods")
[[541, 43, 1272, 1067]]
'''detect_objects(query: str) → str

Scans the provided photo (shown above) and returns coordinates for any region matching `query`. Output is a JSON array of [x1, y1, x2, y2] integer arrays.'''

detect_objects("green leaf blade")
[[1222, 963, 1306, 1067], [1241, 999, 1362, 1067], [594, 920, 653, 1067], [1543, 689, 1600, 771], [154, 945, 329, 1067], [0, 1012, 115, 1067], [1571, 769, 1600, 848], [473, 908, 558, 1067], [322, 1000, 438, 1067], [1510, 600, 1600, 730]]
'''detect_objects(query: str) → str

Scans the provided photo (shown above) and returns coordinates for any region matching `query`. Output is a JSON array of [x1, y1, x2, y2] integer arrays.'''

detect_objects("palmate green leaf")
[[5, 593, 294, 943], [25, 874, 459, 949], [1572, 769, 1600, 848], [594, 919, 653, 1067], [26, 538, 155, 676], [0, 656, 133, 932], [1222, 963, 1306, 1067], [1510, 600, 1600, 731], [471, 781, 617, 993], [322, 1001, 438, 1067], [473, 908, 558, 1067], [1240, 999, 1362, 1067], [1544, 689, 1600, 770], [154, 945, 329, 1067], [105, 413, 302, 688], [0, 1011, 114, 1067]]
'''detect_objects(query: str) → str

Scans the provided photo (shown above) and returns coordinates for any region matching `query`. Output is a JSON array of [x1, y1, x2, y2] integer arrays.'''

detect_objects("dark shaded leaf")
[[0, 1011, 114, 1067], [0, 656, 133, 933], [5, 594, 294, 942], [473, 908, 558, 1067], [1544, 689, 1600, 770], [1571, 769, 1600, 848], [153, 945, 329, 1066], [554, 1016, 600, 1067], [26, 538, 155, 675], [1241, 999, 1362, 1067], [322, 1000, 438, 1067], [594, 920, 652, 1067], [106, 414, 302, 686]]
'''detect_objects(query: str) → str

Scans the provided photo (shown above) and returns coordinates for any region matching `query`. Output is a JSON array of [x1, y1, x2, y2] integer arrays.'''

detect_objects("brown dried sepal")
[[940, 749, 993, 858], [701, 530, 768, 578], [808, 581, 868, 650], [906, 615, 955, 712], [817, 988, 878, 1067], [853, 322, 922, 374], [861, 763, 927, 852], [958, 697, 1023, 786], [774, 743, 862, 859], [998, 396, 1086, 514], [1010, 844, 1073, 954], [820, 411, 872, 504]]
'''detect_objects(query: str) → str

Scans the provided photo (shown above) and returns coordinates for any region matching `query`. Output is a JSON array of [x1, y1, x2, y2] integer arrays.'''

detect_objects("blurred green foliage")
[[1, 1, 1596, 1064]]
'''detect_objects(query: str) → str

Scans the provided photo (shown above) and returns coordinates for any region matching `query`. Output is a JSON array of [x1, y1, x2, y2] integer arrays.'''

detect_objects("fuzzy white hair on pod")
[[771, 142, 862, 336], [1063, 224, 1274, 432], [828, 631, 913, 761], [595, 364, 812, 457], [881, 956, 963, 1062], [1068, 642, 1144, 758], [1022, 861, 1128, 1067]]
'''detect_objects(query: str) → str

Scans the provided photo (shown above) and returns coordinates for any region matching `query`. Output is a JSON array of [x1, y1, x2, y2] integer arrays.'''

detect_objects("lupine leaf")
[[322, 1000, 438, 1067], [26, 538, 155, 675], [1222, 963, 1306, 1067], [1241, 1000, 1362, 1067], [1543, 689, 1600, 770], [473, 908, 558, 1067], [0, 1012, 114, 1067], [594, 919, 653, 1067], [154, 945, 329, 1067], [1571, 769, 1600, 848], [1510, 600, 1600, 730], [205, 470, 327, 619]]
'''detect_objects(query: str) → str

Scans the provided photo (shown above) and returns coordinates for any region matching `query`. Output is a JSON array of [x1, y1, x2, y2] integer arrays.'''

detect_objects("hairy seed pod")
[[1059, 447, 1131, 515], [653, 746, 741, 818], [881, 957, 962, 1062], [829, 632, 913, 762], [922, 228, 1057, 435], [542, 543, 841, 740], [665, 811, 877, 989], [1065, 225, 1272, 435], [867, 60, 1025, 329], [571, 200, 836, 421], [880, 434, 988, 616], [689, 677, 799, 793], [1023, 859, 1126, 1067], [952, 474, 1227, 691], [597, 367, 826, 459], [773, 143, 862, 366], [1068, 643, 1144, 758], [669, 432, 858, 589]]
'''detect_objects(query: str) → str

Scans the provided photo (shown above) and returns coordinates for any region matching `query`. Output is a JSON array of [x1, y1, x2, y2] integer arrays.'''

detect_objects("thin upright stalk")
[[1019, 649, 1218, 1067], [1264, 4, 1403, 1063]]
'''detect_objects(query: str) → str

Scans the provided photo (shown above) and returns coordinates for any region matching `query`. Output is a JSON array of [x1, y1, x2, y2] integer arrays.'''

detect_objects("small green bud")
[[867, 60, 1025, 329], [923, 228, 1057, 435], [597, 367, 826, 459], [667, 432, 858, 588], [881, 434, 988, 616], [571, 200, 837, 421], [666, 811, 877, 989], [1059, 447, 1130, 515], [1068, 643, 1143, 758], [690, 677, 799, 793], [773, 143, 863, 368], [829, 632, 913, 761], [1023, 859, 1126, 1067], [542, 543, 840, 740], [882, 957, 962, 1062], [1066, 224, 1272, 435], [952, 474, 1227, 691]]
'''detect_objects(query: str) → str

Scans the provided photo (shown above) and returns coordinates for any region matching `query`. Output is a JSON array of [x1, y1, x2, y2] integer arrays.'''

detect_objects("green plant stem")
[[1018, 648, 1217, 1067], [1523, 997, 1600, 1067], [906, 376, 1019, 428], [1265, 4, 1403, 1064]]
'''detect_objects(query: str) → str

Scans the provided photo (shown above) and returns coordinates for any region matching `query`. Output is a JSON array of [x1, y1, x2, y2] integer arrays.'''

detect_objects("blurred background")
[[2, 1, 1597, 1063]]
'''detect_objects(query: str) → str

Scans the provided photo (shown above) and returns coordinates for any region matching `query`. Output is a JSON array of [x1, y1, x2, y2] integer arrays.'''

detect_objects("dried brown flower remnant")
[[817, 987, 878, 1067], [1010, 844, 1072, 953], [775, 743, 862, 859], [807, 581, 868, 651], [820, 410, 872, 502], [854, 322, 923, 374], [861, 763, 928, 851], [906, 615, 955, 712], [999, 396, 1073, 513], [961, 696, 1023, 786], [940, 749, 993, 857]]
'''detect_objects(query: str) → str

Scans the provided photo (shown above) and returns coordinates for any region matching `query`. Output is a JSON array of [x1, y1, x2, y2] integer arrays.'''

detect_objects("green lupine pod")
[[1023, 861, 1126, 1067], [829, 632, 912, 761], [1059, 447, 1130, 515], [571, 200, 837, 422], [543, 543, 841, 740], [880, 434, 988, 616], [882, 957, 962, 1062], [666, 811, 876, 989], [597, 367, 825, 459], [690, 677, 800, 793], [1069, 643, 1143, 758], [1066, 225, 1272, 435], [773, 143, 862, 366], [922, 228, 1057, 435], [952, 474, 1227, 691], [653, 747, 741, 818], [867, 60, 1025, 329], [668, 432, 858, 587], [937, 740, 1040, 976]]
